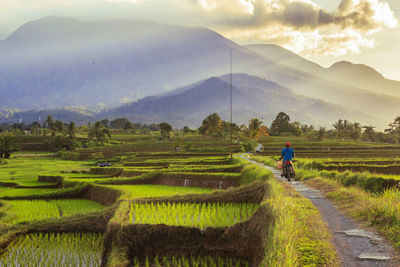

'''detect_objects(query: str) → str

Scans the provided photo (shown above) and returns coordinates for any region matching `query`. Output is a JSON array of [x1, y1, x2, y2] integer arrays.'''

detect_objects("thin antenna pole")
[[230, 48, 233, 159]]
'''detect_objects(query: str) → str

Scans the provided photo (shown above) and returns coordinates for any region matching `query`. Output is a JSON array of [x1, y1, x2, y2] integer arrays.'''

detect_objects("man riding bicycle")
[[279, 142, 295, 177]]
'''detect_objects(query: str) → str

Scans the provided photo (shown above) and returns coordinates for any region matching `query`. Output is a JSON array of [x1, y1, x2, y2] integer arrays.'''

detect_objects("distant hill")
[[323, 61, 400, 97], [246, 44, 400, 98], [101, 74, 370, 128], [0, 108, 94, 125], [245, 44, 323, 74]]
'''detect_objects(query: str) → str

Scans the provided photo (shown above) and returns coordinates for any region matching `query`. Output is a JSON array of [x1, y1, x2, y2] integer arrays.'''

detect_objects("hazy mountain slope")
[[0, 108, 94, 124], [245, 44, 323, 74], [1, 17, 399, 126], [0, 17, 279, 109], [323, 61, 400, 97], [102, 74, 370, 128], [245, 44, 400, 98]]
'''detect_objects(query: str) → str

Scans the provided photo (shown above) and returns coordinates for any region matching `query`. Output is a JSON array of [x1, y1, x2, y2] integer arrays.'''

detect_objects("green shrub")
[[241, 140, 257, 152]]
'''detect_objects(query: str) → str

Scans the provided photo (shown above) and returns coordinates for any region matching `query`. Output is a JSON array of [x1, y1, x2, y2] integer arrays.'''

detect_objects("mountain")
[[1, 17, 400, 127], [0, 107, 95, 125], [323, 61, 400, 97], [101, 74, 370, 128], [245, 44, 323, 74], [0, 16, 273, 109], [246, 44, 400, 98]]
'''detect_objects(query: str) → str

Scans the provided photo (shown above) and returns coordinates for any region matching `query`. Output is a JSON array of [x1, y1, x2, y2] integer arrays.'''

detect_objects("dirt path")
[[242, 156, 398, 267]]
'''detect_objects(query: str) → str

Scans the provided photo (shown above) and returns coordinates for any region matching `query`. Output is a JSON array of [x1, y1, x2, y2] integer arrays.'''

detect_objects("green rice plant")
[[2, 199, 105, 224], [108, 185, 212, 199], [0, 232, 104, 266], [0, 154, 94, 186], [129, 202, 258, 228], [0, 182, 88, 200], [131, 255, 249, 267], [50, 199, 105, 217], [0, 188, 63, 198], [4, 200, 60, 224]]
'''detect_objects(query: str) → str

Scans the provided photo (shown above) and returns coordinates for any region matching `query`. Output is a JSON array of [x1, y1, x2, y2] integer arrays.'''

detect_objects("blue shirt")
[[281, 147, 294, 161]]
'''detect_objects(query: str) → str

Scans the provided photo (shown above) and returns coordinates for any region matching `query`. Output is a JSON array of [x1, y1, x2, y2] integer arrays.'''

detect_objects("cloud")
[[105, 0, 398, 56], [0, 0, 398, 56], [199, 0, 398, 56]]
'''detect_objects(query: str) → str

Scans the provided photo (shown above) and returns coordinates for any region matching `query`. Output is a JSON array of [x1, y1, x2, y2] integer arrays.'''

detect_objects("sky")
[[0, 0, 399, 80]]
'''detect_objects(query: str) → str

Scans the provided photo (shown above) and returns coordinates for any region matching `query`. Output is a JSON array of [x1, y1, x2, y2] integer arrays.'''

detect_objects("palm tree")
[[88, 122, 111, 145], [0, 135, 18, 158], [67, 122, 76, 139]]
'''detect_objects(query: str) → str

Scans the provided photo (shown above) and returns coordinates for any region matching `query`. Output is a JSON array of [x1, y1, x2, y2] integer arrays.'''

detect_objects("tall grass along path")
[[240, 154, 398, 267]]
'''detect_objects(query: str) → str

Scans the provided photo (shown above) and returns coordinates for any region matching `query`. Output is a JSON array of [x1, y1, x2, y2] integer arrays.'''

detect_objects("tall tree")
[[88, 121, 111, 145], [45, 116, 54, 129], [199, 113, 223, 137], [350, 122, 362, 140], [159, 122, 173, 139], [248, 118, 263, 139], [385, 116, 400, 143], [362, 126, 376, 142], [29, 121, 41, 135], [270, 112, 291, 135], [67, 122, 77, 139], [0, 135, 17, 159], [54, 120, 64, 134], [110, 118, 133, 130], [45, 116, 55, 136]]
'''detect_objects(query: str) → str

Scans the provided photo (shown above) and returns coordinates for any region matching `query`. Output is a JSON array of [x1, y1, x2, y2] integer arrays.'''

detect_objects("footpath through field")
[[241, 154, 398, 267]]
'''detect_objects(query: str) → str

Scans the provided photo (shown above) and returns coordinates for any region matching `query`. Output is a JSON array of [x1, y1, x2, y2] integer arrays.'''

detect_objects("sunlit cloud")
[[0, 0, 398, 57], [101, 0, 398, 56]]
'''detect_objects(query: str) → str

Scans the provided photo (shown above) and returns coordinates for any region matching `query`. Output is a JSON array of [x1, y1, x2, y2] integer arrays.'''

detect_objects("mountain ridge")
[[0, 17, 399, 127]]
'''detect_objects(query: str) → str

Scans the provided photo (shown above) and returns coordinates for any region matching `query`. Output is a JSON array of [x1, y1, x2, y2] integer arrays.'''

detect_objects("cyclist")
[[279, 142, 295, 177]]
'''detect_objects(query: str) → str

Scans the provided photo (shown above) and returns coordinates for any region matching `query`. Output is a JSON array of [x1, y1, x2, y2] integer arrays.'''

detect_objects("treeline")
[[0, 117, 162, 135], [1, 112, 400, 159], [195, 112, 400, 144]]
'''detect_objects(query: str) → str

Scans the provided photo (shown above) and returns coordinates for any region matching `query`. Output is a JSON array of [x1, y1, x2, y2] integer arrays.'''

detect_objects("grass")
[[1, 199, 105, 224], [129, 202, 258, 229], [305, 177, 400, 248], [252, 153, 400, 257], [107, 185, 213, 199], [239, 163, 274, 185], [263, 178, 337, 266], [242, 156, 338, 266], [253, 155, 400, 193], [0, 232, 104, 266]]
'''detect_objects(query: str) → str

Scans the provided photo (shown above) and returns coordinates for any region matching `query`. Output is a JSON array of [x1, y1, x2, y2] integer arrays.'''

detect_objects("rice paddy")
[[131, 255, 250, 267], [0, 232, 104, 266], [129, 202, 258, 228], [108, 184, 213, 199], [1, 199, 105, 224]]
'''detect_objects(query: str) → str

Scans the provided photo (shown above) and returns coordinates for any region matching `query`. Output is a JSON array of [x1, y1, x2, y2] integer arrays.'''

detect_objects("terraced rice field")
[[3, 134, 371, 266], [1, 199, 105, 224], [108, 184, 213, 199], [129, 202, 258, 228], [0, 233, 104, 266], [131, 255, 250, 267]]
